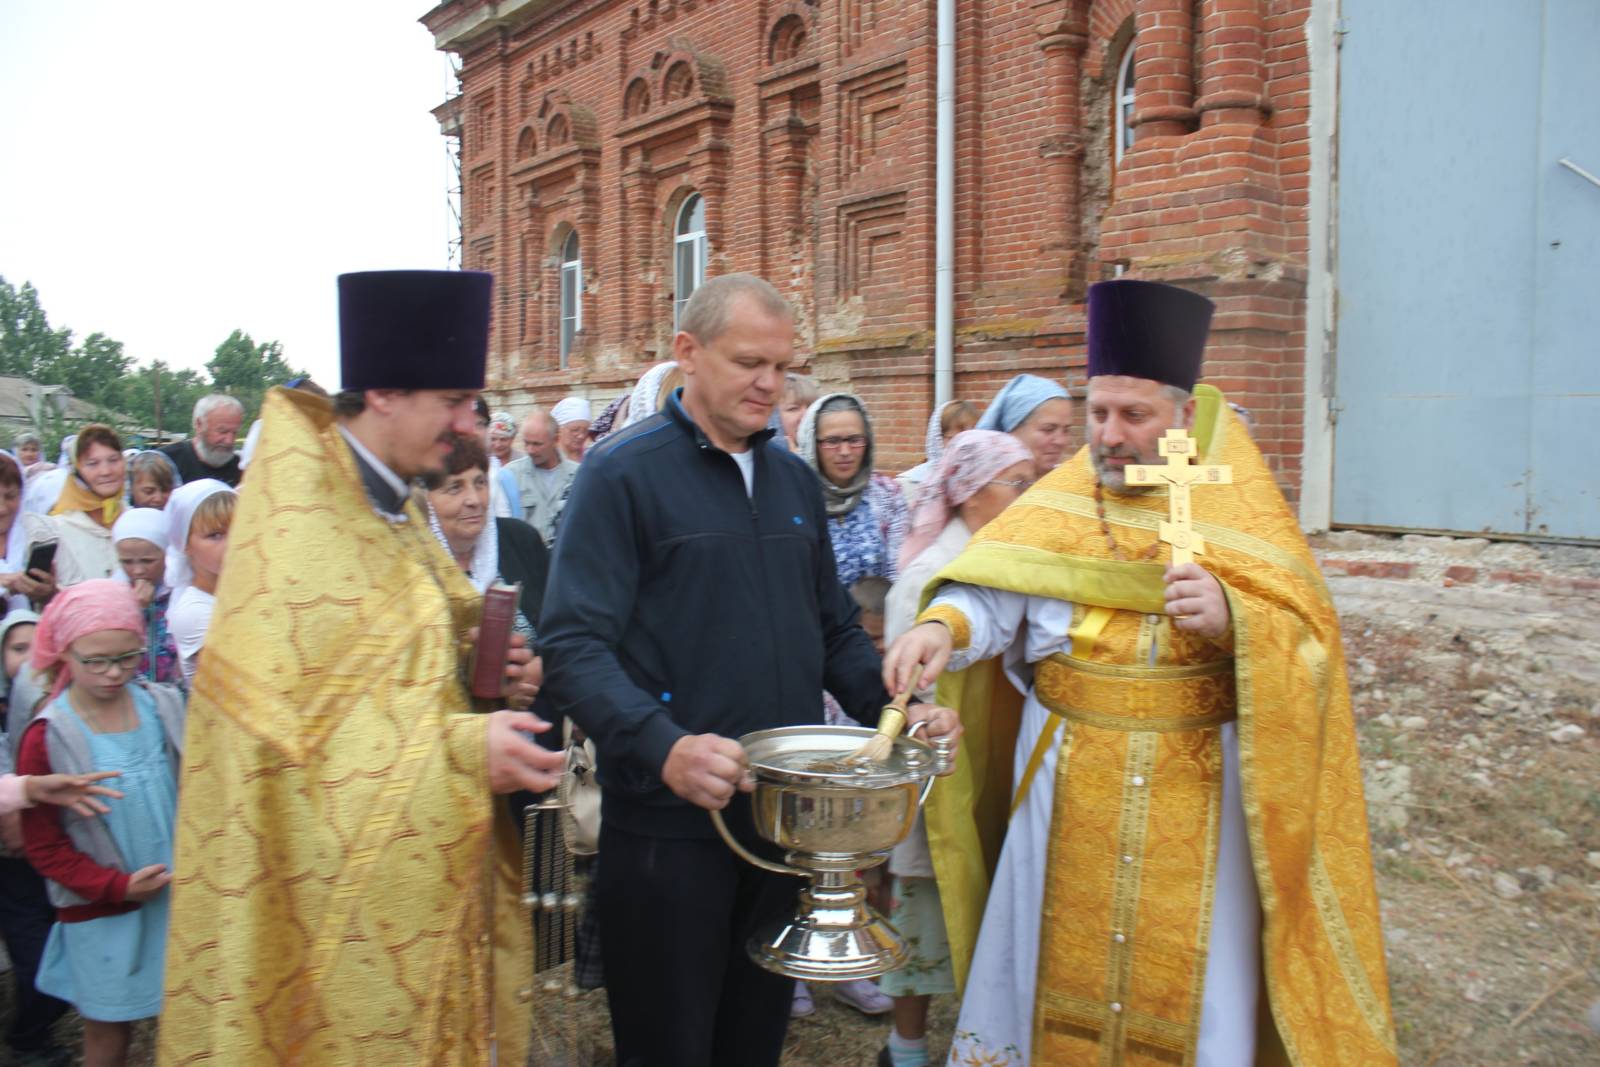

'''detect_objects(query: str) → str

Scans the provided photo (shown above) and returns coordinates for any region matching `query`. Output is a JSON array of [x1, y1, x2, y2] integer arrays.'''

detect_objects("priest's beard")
[[1091, 414, 1189, 493], [1091, 443, 1156, 493], [194, 438, 237, 468]]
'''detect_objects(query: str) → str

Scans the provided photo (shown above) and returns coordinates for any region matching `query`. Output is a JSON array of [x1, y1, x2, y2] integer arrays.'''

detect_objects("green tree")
[[0, 280, 301, 440], [119, 360, 211, 442], [35, 331, 134, 413], [0, 276, 74, 380], [205, 329, 305, 422]]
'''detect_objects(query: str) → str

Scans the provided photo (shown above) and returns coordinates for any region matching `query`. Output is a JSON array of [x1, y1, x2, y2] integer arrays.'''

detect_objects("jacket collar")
[[664, 388, 777, 454]]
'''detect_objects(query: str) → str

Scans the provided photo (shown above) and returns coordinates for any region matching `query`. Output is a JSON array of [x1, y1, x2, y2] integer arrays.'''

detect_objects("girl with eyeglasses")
[[16, 579, 186, 1067]]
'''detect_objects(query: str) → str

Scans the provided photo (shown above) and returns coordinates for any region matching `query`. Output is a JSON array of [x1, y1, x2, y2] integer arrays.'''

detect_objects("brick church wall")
[[422, 0, 1313, 495]]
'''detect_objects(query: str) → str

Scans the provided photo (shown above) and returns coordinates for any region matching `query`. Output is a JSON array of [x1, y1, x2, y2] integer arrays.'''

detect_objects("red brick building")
[[422, 0, 1313, 495]]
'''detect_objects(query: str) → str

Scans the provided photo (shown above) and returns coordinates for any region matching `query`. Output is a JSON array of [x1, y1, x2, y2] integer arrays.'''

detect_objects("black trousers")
[[0, 857, 68, 1051], [596, 816, 799, 1067]]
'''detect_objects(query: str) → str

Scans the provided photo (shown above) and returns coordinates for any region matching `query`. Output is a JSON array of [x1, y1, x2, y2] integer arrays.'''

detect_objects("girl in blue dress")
[[17, 579, 184, 1067]]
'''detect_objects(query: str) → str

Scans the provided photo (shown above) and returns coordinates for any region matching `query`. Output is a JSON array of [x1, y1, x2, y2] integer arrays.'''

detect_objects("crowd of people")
[[0, 267, 1393, 1067], [0, 394, 255, 1065]]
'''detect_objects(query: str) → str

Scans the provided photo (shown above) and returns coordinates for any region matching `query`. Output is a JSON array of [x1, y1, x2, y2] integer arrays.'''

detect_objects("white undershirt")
[[729, 448, 755, 496]]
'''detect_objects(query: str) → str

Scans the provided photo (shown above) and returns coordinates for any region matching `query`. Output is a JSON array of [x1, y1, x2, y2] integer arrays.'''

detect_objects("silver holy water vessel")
[[710, 722, 954, 980]]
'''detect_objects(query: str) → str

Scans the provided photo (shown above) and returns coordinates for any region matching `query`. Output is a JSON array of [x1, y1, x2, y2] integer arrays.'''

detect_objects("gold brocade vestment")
[[919, 389, 1396, 1066], [158, 389, 529, 1066]]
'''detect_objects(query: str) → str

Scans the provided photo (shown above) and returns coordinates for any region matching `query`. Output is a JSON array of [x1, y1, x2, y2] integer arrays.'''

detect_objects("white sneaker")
[[832, 977, 892, 1015]]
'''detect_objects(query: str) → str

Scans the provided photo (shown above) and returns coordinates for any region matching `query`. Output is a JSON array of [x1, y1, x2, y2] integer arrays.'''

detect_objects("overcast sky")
[[0, 0, 457, 387]]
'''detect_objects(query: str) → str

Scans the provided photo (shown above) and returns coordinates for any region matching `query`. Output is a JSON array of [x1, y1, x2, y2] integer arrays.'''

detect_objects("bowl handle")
[[710, 808, 810, 878], [907, 720, 956, 808]]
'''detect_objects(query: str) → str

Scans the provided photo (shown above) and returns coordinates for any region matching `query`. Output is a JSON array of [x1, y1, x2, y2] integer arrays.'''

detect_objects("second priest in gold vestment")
[[159, 271, 561, 1065], [886, 280, 1396, 1066]]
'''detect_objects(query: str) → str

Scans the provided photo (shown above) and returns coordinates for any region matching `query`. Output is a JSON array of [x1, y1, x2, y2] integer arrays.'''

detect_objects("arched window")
[[673, 193, 707, 330], [1114, 42, 1136, 164], [559, 229, 582, 366], [516, 126, 537, 159], [769, 15, 808, 64], [624, 78, 652, 118], [547, 113, 570, 146], [663, 62, 695, 102]]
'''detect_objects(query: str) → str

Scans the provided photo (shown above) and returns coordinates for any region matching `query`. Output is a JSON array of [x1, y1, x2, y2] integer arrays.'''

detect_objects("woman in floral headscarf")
[[876, 428, 1035, 1067], [795, 393, 908, 588]]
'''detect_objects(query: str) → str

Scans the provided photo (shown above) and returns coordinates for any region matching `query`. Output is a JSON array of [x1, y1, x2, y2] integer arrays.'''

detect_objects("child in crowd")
[[0, 604, 123, 1067], [163, 481, 236, 687], [111, 509, 181, 687], [125, 452, 178, 512], [18, 580, 183, 1067]]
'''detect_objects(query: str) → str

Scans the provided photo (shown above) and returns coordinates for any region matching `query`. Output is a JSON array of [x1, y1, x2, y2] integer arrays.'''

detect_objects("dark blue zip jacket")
[[539, 392, 888, 838]]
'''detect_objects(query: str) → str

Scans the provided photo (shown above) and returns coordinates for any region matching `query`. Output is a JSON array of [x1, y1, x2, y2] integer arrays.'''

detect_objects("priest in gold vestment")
[[885, 280, 1396, 1066], [158, 271, 563, 1065]]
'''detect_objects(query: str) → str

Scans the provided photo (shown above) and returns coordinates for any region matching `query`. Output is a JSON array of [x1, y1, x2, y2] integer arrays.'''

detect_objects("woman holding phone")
[[0, 452, 59, 612], [44, 425, 129, 585]]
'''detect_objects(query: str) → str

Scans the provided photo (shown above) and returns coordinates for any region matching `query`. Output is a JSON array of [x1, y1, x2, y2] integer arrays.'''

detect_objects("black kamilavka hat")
[[1086, 279, 1214, 392], [338, 270, 493, 391]]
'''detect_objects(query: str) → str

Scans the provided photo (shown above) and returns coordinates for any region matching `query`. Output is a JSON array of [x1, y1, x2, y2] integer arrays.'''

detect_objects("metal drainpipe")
[[934, 0, 955, 408]]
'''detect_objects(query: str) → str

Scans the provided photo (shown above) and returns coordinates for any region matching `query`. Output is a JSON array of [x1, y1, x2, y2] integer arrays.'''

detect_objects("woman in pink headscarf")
[[876, 429, 1034, 1067], [17, 580, 185, 1067]]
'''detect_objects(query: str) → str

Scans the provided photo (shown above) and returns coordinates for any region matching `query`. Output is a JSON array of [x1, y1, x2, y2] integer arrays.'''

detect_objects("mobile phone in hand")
[[25, 541, 57, 576]]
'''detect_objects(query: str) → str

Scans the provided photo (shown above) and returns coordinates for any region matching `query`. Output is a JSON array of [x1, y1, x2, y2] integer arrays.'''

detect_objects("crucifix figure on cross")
[[1123, 428, 1232, 567]]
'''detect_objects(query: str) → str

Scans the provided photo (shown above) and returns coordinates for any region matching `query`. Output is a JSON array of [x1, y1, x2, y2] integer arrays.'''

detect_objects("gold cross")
[[1123, 429, 1232, 567]]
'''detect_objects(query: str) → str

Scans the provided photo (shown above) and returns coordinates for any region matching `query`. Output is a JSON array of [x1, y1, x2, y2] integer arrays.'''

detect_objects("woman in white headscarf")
[[895, 399, 978, 510], [0, 452, 59, 613], [164, 480, 237, 686], [419, 435, 547, 710], [620, 361, 683, 431], [111, 508, 181, 687]]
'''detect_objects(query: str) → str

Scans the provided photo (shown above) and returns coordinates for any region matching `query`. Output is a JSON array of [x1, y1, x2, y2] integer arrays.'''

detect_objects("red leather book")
[[470, 582, 522, 700]]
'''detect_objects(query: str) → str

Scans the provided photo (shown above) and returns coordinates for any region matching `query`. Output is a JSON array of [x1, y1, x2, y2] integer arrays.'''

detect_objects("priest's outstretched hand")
[[1163, 563, 1232, 639], [486, 711, 565, 794], [883, 621, 956, 697]]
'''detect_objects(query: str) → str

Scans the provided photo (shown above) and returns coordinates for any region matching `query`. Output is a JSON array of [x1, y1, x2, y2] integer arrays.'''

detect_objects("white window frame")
[[1115, 42, 1137, 164], [673, 193, 708, 330], [559, 229, 582, 367]]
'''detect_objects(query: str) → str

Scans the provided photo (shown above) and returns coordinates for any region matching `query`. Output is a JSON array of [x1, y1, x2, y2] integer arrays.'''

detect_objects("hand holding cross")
[[1125, 428, 1234, 638]]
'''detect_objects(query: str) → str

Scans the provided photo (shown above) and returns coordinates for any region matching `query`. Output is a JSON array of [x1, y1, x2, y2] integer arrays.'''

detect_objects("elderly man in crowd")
[[159, 270, 561, 1066], [160, 394, 245, 487], [505, 407, 578, 546], [541, 273, 962, 1067], [551, 396, 592, 462]]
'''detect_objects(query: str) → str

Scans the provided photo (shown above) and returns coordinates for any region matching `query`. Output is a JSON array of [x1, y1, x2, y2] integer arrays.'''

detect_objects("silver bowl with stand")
[[710, 721, 954, 981]]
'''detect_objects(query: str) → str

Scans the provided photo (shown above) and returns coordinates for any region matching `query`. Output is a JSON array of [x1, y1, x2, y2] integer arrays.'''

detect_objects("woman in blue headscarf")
[[975, 373, 1073, 478]]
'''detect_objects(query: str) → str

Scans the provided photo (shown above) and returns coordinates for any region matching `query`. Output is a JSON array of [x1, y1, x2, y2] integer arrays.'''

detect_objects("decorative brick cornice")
[[423, 0, 566, 51]]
